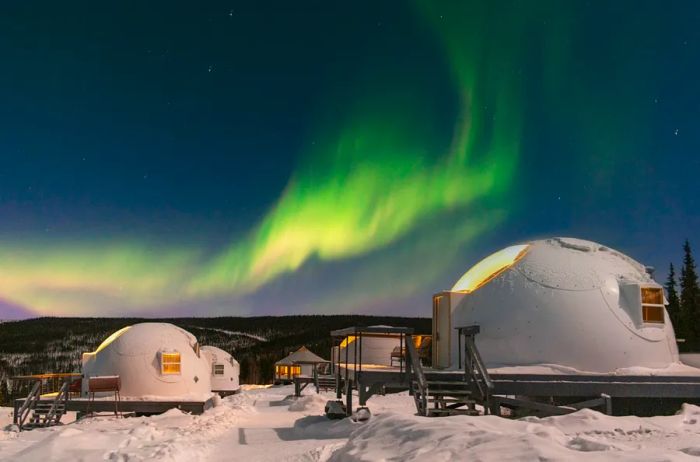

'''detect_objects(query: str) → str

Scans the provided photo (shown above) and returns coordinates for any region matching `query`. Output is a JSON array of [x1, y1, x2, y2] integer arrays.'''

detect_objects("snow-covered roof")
[[201, 345, 239, 366], [275, 346, 327, 365], [446, 237, 678, 373]]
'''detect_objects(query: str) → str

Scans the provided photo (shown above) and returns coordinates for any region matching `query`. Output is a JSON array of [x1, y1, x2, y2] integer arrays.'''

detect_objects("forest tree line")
[[665, 240, 700, 351]]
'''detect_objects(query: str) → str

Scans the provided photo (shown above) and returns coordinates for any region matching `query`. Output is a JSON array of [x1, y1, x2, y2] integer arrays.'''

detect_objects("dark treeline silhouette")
[[0, 315, 430, 406], [666, 240, 700, 351]]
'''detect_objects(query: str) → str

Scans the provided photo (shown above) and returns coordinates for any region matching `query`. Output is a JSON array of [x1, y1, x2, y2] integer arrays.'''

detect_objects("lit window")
[[642, 288, 664, 305], [213, 364, 225, 375], [641, 287, 664, 324], [161, 352, 181, 375]]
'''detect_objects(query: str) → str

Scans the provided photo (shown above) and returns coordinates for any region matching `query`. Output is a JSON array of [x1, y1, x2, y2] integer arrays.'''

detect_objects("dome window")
[[160, 351, 181, 375], [212, 364, 225, 376], [641, 287, 664, 324], [451, 244, 530, 293]]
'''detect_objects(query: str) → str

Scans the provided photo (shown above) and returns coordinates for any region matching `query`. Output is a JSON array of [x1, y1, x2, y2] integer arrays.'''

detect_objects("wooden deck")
[[335, 363, 700, 414], [337, 364, 700, 397], [14, 396, 215, 419]]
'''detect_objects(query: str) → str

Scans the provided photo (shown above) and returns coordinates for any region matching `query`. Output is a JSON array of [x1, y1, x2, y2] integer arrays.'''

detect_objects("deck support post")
[[345, 380, 353, 416]]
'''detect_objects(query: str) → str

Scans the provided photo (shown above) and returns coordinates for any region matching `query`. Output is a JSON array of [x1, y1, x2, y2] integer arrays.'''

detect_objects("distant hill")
[[0, 315, 430, 405]]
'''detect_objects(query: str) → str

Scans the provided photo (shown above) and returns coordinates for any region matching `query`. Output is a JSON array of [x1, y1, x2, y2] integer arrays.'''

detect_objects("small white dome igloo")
[[436, 237, 679, 373], [82, 323, 212, 398], [201, 345, 240, 395]]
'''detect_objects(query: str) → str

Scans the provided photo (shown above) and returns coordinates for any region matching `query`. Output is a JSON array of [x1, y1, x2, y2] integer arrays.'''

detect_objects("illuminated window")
[[213, 364, 225, 375], [641, 287, 664, 324], [452, 244, 530, 293], [642, 288, 664, 305], [161, 352, 181, 375], [290, 365, 301, 376]]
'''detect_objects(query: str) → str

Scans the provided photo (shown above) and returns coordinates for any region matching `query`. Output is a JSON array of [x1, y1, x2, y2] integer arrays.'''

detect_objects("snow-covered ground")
[[3, 385, 700, 461]]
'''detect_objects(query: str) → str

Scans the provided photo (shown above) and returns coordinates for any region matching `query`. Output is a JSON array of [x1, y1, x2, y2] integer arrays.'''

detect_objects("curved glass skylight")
[[451, 244, 530, 293]]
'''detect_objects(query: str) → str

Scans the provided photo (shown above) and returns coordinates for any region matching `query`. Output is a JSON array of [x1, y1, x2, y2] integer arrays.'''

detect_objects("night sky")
[[1, 1, 698, 319]]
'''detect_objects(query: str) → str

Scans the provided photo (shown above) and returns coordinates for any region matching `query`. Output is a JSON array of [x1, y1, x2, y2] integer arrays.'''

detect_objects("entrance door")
[[432, 293, 451, 369]]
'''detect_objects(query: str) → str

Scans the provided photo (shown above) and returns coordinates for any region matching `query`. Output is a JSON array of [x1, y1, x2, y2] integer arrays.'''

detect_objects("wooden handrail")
[[406, 337, 426, 390], [458, 325, 494, 406], [16, 380, 41, 430], [406, 336, 429, 415], [45, 379, 70, 426]]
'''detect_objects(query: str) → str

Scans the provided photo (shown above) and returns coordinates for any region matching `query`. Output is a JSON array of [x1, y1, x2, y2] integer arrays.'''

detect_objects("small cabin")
[[274, 346, 327, 384], [201, 345, 240, 396]]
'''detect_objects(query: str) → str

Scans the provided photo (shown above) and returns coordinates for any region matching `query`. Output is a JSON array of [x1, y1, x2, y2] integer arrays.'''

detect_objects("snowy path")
[[5, 386, 700, 461], [204, 388, 351, 462]]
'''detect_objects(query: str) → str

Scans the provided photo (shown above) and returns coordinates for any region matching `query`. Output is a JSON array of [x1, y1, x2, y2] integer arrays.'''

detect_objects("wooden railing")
[[45, 379, 70, 426], [406, 337, 428, 415], [458, 325, 493, 406], [15, 380, 41, 430]]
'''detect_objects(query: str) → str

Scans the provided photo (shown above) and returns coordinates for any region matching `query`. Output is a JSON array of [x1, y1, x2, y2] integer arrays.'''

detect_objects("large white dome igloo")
[[446, 237, 679, 373], [82, 322, 212, 398]]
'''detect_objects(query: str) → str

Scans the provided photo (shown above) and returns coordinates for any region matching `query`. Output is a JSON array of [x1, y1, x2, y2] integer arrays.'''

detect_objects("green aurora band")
[[0, 2, 534, 316]]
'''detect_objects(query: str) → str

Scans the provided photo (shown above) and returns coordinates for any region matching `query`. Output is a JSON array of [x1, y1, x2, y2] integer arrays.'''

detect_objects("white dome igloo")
[[201, 345, 240, 394], [445, 237, 679, 373], [82, 322, 212, 398]]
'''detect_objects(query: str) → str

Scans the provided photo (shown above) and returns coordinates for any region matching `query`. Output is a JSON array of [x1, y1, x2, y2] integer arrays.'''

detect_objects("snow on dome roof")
[[446, 237, 677, 372], [201, 345, 239, 365], [109, 323, 198, 357], [515, 237, 652, 291], [452, 237, 653, 294]]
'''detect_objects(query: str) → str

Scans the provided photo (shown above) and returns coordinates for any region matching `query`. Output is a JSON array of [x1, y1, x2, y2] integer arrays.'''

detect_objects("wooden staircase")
[[407, 325, 493, 417], [16, 377, 72, 430], [411, 377, 479, 417], [315, 374, 337, 392]]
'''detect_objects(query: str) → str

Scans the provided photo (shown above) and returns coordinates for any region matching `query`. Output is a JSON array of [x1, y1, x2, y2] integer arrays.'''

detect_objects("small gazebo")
[[274, 346, 328, 384]]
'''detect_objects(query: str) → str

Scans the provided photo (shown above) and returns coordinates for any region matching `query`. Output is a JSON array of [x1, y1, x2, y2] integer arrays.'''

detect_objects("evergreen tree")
[[666, 263, 682, 338], [680, 240, 700, 349]]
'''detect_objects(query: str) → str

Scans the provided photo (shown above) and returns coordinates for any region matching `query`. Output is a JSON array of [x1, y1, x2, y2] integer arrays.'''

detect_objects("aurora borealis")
[[1, 1, 698, 318]]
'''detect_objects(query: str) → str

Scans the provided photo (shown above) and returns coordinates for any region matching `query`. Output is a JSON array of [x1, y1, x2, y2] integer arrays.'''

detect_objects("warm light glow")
[[83, 326, 132, 358], [340, 335, 357, 348], [642, 305, 664, 323], [641, 287, 664, 305], [161, 352, 181, 375], [452, 244, 530, 293], [641, 287, 665, 324], [275, 365, 301, 377]]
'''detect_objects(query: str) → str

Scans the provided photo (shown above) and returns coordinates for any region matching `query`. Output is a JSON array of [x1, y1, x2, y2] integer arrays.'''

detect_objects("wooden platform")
[[14, 396, 215, 418], [335, 364, 700, 414]]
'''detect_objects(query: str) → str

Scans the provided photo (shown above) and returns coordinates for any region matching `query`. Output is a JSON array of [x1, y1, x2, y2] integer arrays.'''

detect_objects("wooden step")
[[427, 397, 475, 403], [425, 380, 469, 386], [427, 389, 472, 396], [427, 410, 480, 417]]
